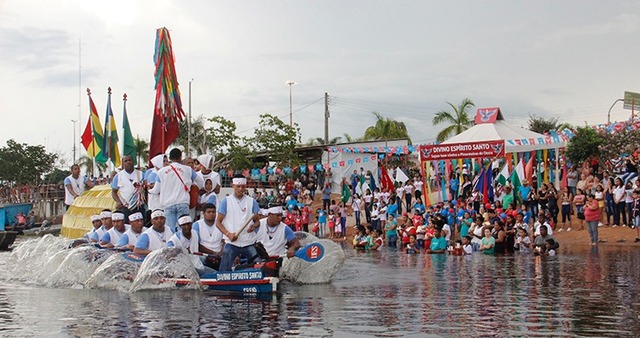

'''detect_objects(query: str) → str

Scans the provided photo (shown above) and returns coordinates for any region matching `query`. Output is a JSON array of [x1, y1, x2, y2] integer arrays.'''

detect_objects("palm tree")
[[432, 98, 475, 142], [175, 115, 208, 156], [134, 136, 149, 168], [78, 155, 107, 178], [343, 133, 363, 143], [363, 112, 410, 143]]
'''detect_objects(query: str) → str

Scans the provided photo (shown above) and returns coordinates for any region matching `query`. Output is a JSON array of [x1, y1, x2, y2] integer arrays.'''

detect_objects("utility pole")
[[324, 92, 330, 145], [188, 78, 193, 156], [287, 81, 296, 127], [71, 119, 78, 163]]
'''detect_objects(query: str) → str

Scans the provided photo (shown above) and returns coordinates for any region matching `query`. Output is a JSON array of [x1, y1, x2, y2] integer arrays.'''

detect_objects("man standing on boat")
[[155, 148, 204, 232], [99, 211, 130, 248], [116, 212, 145, 251], [216, 174, 261, 271], [192, 203, 224, 269], [249, 205, 301, 258], [144, 154, 167, 226], [134, 209, 174, 255], [111, 155, 145, 221], [64, 164, 94, 210]]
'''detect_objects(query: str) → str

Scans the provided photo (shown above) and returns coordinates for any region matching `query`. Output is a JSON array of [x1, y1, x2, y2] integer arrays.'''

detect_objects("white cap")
[[178, 215, 193, 225], [90, 215, 101, 222], [151, 210, 165, 219], [112, 212, 125, 221], [100, 211, 112, 219], [129, 212, 143, 221]]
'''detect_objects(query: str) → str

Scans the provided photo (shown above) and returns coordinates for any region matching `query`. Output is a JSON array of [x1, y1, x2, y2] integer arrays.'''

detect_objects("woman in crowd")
[[504, 214, 516, 253], [385, 214, 398, 248], [492, 220, 507, 255], [612, 177, 627, 227], [594, 184, 605, 226], [584, 193, 600, 245], [469, 216, 485, 252], [559, 186, 573, 232], [351, 193, 363, 228], [479, 228, 495, 255], [548, 185, 559, 226], [625, 181, 635, 227], [573, 188, 586, 231], [537, 183, 549, 212], [604, 177, 615, 226]]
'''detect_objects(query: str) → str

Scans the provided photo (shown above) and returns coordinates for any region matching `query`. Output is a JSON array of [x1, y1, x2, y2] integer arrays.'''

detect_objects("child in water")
[[514, 228, 532, 254], [462, 236, 473, 255], [405, 234, 419, 254]]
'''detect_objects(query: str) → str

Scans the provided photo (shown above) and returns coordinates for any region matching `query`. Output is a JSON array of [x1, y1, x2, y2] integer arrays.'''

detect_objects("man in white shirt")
[[134, 209, 174, 255], [116, 212, 145, 251], [111, 155, 145, 219], [90, 210, 113, 242], [144, 153, 167, 226], [155, 148, 204, 233], [249, 205, 301, 257], [84, 214, 102, 241], [64, 164, 94, 210], [215, 174, 261, 271], [100, 211, 130, 248], [192, 203, 224, 270]]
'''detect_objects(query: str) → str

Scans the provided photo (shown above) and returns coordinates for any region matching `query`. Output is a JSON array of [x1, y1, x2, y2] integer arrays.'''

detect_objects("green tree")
[[175, 115, 208, 156], [363, 112, 411, 143], [565, 126, 605, 164], [0, 139, 57, 184], [78, 155, 107, 177], [432, 98, 475, 142], [43, 168, 70, 184], [206, 116, 239, 156], [134, 136, 149, 167], [528, 114, 559, 134], [252, 114, 301, 165]]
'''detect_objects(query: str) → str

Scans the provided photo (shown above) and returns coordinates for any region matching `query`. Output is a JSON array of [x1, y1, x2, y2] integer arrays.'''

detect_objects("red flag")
[[525, 156, 534, 182], [379, 165, 395, 192]]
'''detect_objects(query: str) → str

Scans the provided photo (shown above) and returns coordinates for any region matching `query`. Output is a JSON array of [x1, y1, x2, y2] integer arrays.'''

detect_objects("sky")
[[1, 0, 639, 166]]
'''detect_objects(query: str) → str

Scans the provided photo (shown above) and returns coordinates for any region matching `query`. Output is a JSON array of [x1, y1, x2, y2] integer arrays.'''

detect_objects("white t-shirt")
[[413, 180, 424, 192], [442, 224, 451, 242], [64, 175, 88, 206], [404, 184, 414, 195], [111, 169, 143, 208], [156, 163, 204, 208], [613, 186, 626, 203]]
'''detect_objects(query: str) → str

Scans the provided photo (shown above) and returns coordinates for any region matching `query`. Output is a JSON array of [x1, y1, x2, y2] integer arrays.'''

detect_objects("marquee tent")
[[441, 108, 566, 152]]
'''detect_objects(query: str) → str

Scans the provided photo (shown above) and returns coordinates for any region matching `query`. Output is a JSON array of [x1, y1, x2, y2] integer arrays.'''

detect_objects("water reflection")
[[0, 245, 639, 337]]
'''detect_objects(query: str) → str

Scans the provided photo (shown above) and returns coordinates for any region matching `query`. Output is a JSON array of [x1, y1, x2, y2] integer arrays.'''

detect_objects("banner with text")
[[420, 140, 505, 160]]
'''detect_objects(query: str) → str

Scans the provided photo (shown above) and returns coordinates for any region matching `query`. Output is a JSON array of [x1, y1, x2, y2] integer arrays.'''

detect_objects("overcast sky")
[[1, 0, 639, 164]]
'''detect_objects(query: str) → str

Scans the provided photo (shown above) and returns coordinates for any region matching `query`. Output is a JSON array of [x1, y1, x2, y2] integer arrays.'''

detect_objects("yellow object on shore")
[[61, 184, 117, 239]]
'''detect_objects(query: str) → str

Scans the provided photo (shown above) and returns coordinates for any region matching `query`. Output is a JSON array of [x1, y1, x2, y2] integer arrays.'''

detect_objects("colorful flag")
[[496, 163, 510, 186], [341, 180, 351, 203], [395, 167, 410, 183], [121, 94, 137, 166], [81, 88, 106, 162], [149, 27, 185, 157], [510, 160, 524, 192], [379, 165, 395, 192], [103, 87, 121, 167]]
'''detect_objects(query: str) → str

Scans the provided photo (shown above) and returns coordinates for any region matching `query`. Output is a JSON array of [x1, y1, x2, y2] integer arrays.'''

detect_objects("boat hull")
[[170, 268, 279, 293], [0, 231, 18, 251]]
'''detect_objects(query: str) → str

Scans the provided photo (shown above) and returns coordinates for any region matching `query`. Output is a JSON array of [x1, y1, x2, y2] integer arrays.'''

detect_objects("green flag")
[[341, 180, 351, 203], [122, 94, 137, 166], [496, 163, 510, 186], [510, 160, 524, 192]]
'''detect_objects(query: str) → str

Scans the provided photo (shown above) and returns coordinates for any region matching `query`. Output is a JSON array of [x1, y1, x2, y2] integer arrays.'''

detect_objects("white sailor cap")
[[178, 215, 193, 225], [266, 206, 285, 215], [100, 211, 112, 219], [151, 209, 165, 219], [90, 215, 101, 222], [129, 212, 143, 221], [112, 212, 125, 221]]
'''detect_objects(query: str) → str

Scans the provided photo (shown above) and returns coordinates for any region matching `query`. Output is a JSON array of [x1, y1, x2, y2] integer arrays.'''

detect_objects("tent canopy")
[[442, 108, 565, 152]]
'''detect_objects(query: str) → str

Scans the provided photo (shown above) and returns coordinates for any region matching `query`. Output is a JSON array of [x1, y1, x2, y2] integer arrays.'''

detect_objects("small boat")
[[171, 266, 280, 294], [21, 221, 62, 237], [0, 203, 33, 250]]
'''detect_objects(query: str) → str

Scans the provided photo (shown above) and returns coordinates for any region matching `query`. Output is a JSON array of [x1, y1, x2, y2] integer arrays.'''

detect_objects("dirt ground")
[[313, 194, 640, 250]]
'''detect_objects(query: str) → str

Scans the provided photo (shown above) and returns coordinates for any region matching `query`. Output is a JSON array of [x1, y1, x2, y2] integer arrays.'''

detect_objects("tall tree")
[[134, 136, 149, 168], [205, 116, 239, 156], [0, 139, 57, 184], [252, 114, 301, 165], [363, 112, 411, 143], [432, 98, 475, 142], [565, 126, 605, 164], [175, 115, 207, 156], [527, 114, 559, 134]]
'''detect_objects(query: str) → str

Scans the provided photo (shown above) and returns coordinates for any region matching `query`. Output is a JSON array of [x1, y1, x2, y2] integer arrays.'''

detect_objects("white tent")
[[442, 111, 566, 152]]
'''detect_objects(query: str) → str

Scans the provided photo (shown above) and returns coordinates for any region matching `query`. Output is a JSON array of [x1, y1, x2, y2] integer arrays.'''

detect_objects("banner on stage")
[[419, 140, 505, 161]]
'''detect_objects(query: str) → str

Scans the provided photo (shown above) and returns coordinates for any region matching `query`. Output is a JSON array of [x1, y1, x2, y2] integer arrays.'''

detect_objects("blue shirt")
[[135, 233, 150, 250], [117, 233, 132, 247], [217, 197, 260, 215], [519, 186, 532, 201], [386, 203, 398, 218], [318, 211, 327, 223], [283, 226, 296, 242], [430, 236, 447, 251]]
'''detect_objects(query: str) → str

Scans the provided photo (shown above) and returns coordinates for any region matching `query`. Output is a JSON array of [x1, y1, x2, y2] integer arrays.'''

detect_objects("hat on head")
[[100, 211, 112, 219], [267, 205, 285, 214], [90, 215, 101, 222], [151, 209, 165, 219], [112, 212, 125, 221], [178, 215, 192, 225], [197, 154, 214, 170], [129, 212, 143, 221]]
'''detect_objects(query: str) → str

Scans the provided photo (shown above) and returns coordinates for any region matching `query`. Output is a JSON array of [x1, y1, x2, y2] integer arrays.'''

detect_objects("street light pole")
[[71, 119, 78, 163], [607, 98, 624, 124], [188, 78, 193, 157], [286, 81, 296, 127]]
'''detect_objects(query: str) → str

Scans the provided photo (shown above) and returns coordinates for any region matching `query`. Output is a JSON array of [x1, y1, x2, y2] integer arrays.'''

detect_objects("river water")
[[1, 238, 639, 337]]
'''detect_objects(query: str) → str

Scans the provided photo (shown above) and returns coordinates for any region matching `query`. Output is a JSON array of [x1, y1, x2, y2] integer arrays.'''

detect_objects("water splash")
[[280, 233, 346, 284], [130, 248, 201, 292], [85, 252, 143, 291]]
